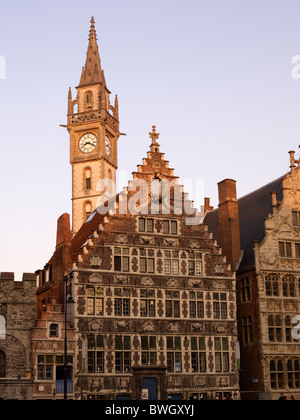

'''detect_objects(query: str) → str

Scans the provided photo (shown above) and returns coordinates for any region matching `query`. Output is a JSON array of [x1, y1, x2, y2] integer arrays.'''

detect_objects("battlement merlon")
[[0, 272, 36, 290]]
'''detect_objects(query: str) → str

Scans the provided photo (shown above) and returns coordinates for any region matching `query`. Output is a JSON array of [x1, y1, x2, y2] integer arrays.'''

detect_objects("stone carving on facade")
[[215, 324, 228, 334], [89, 377, 104, 392], [140, 236, 155, 245], [89, 320, 104, 332], [192, 376, 206, 388], [189, 240, 201, 249], [168, 377, 183, 388], [267, 301, 282, 312], [114, 275, 129, 284], [167, 278, 179, 288], [89, 255, 102, 268], [214, 265, 225, 274], [284, 301, 297, 312], [218, 376, 230, 387], [164, 238, 179, 247], [188, 279, 203, 288], [89, 273, 103, 284], [116, 378, 131, 391], [167, 322, 180, 333], [115, 320, 131, 329], [115, 234, 129, 244], [141, 277, 154, 286], [191, 322, 205, 332], [142, 321, 156, 332]]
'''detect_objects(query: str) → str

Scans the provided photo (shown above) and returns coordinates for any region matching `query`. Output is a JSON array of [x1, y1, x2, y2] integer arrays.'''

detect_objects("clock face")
[[79, 133, 98, 154], [105, 135, 112, 156]]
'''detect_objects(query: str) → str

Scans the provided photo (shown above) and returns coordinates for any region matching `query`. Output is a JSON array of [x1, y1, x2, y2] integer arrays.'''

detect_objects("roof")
[[204, 174, 285, 270]]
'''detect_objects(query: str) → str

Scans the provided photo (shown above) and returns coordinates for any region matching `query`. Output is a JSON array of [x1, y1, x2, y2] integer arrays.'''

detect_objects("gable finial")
[[149, 125, 159, 144]]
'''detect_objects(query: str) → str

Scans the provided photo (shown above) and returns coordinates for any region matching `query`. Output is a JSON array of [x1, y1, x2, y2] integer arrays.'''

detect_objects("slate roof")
[[204, 174, 286, 270]]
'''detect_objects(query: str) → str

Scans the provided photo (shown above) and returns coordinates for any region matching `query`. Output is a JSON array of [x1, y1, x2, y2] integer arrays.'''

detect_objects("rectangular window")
[[165, 290, 180, 318], [191, 337, 206, 372], [279, 242, 292, 258], [140, 290, 156, 317], [164, 251, 179, 275], [189, 291, 204, 319], [240, 278, 251, 303], [167, 337, 182, 372], [87, 335, 104, 373], [242, 316, 254, 344], [292, 211, 300, 227], [213, 293, 227, 320], [37, 355, 54, 380], [141, 336, 157, 366], [87, 287, 104, 316], [188, 251, 203, 276], [114, 336, 131, 373], [139, 249, 155, 274], [214, 337, 229, 373], [114, 288, 131, 316], [296, 243, 300, 259], [114, 248, 130, 272]]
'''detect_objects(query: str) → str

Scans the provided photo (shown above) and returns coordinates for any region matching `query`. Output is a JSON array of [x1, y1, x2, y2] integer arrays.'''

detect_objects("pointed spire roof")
[[78, 17, 105, 87]]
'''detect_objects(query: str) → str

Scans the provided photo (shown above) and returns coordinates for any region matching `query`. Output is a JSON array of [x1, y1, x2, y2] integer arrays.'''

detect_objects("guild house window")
[[188, 251, 203, 276], [191, 337, 207, 373], [114, 288, 131, 316], [214, 337, 229, 373], [164, 250, 179, 275], [139, 248, 155, 274], [37, 355, 54, 380], [165, 290, 180, 318], [189, 291, 204, 319], [287, 359, 300, 389], [268, 315, 282, 343], [140, 289, 156, 317], [114, 247, 130, 272], [138, 217, 154, 233], [240, 277, 251, 303], [292, 211, 300, 227], [279, 242, 292, 258], [49, 323, 58, 338], [270, 359, 284, 390], [163, 220, 178, 235], [87, 335, 104, 373], [141, 336, 157, 366], [167, 337, 182, 373], [115, 336, 131, 373], [87, 287, 104, 316], [213, 293, 227, 320], [282, 275, 296, 297], [242, 316, 253, 344], [265, 274, 280, 297]]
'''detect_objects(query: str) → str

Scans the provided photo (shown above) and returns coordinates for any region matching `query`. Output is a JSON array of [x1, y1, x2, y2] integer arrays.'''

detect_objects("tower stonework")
[[67, 17, 120, 236]]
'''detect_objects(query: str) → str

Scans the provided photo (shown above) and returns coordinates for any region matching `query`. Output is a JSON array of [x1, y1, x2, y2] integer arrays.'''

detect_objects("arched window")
[[270, 359, 284, 389], [0, 350, 6, 378], [265, 274, 279, 297], [268, 315, 282, 342], [86, 91, 92, 104], [282, 275, 296, 297], [287, 359, 300, 389], [85, 168, 91, 190], [85, 201, 92, 221], [285, 316, 293, 342]]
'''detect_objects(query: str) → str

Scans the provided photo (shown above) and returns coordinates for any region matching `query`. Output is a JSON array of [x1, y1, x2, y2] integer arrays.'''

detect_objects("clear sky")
[[1, 0, 300, 280]]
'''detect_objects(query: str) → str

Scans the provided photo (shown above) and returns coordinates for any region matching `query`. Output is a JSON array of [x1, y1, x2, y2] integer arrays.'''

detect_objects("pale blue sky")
[[1, 0, 300, 280]]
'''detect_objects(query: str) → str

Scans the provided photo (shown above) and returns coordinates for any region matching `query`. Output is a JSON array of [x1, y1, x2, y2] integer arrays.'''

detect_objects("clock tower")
[[67, 17, 120, 236]]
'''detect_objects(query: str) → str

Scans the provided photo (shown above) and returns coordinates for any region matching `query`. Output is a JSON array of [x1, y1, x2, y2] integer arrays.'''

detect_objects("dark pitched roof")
[[204, 175, 285, 270]]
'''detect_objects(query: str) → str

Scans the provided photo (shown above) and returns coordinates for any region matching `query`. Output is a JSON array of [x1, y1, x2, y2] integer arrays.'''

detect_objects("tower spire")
[[78, 17, 103, 87]]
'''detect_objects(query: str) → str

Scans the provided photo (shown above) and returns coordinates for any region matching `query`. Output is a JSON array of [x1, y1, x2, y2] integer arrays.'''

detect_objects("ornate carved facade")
[[205, 150, 300, 400]]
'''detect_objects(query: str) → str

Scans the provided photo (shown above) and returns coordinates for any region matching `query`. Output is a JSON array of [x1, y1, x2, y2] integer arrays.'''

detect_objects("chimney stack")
[[217, 179, 241, 271]]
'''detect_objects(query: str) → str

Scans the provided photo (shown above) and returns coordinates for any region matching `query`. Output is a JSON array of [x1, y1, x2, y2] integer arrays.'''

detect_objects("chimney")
[[56, 213, 71, 248], [217, 179, 241, 271], [204, 197, 214, 215]]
